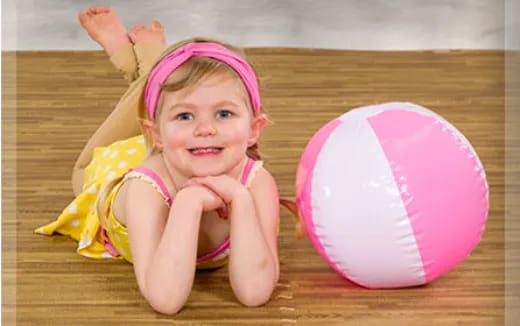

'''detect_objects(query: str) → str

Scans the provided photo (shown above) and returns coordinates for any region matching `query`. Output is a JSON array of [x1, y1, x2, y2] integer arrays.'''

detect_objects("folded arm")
[[125, 181, 206, 315]]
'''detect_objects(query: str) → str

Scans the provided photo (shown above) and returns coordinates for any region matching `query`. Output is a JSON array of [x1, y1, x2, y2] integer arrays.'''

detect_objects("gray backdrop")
[[3, 0, 517, 50]]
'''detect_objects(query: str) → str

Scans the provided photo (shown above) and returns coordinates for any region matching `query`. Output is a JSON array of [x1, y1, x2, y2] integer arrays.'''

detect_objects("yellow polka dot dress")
[[35, 135, 147, 259]]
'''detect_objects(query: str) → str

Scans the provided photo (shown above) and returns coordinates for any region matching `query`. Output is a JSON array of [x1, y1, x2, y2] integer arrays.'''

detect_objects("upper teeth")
[[192, 148, 220, 154]]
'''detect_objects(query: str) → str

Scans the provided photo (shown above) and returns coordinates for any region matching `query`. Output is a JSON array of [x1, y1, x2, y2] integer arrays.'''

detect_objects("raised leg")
[[78, 6, 138, 83], [129, 21, 167, 76], [72, 77, 147, 195]]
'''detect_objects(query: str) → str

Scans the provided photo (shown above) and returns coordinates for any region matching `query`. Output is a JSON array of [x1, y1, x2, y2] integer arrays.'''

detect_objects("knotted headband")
[[144, 42, 261, 120]]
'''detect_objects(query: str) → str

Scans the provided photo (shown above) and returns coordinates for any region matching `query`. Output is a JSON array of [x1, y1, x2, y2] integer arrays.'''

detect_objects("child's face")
[[155, 73, 259, 177]]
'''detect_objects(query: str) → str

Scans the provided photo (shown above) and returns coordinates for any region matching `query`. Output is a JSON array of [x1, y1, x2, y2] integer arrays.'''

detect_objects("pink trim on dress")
[[132, 167, 173, 206], [103, 158, 258, 263], [196, 239, 231, 262], [100, 227, 121, 257]]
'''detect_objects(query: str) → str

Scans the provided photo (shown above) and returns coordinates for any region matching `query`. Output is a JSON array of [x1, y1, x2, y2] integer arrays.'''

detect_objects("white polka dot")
[[118, 161, 128, 169], [102, 252, 113, 259], [137, 138, 145, 144], [37, 228, 47, 234], [103, 166, 111, 173], [91, 158, 97, 165], [69, 204, 78, 214], [109, 151, 119, 159], [88, 185, 97, 194], [78, 231, 92, 249], [114, 233, 121, 242], [127, 149, 137, 155], [71, 219, 80, 227], [88, 204, 94, 210], [107, 171, 116, 180], [102, 149, 110, 157], [121, 140, 128, 145]]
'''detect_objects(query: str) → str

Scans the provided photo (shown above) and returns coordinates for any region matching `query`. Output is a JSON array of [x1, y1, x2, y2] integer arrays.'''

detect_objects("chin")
[[189, 166, 228, 177]]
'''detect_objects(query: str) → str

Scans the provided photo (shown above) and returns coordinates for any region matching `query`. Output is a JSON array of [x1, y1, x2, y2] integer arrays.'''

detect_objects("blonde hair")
[[96, 37, 266, 228]]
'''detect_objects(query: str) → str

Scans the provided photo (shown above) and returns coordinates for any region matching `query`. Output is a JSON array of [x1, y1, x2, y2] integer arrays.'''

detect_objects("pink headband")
[[144, 42, 261, 120]]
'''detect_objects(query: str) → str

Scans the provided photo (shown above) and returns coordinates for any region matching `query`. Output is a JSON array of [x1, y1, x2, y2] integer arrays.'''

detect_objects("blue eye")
[[176, 112, 193, 120], [217, 110, 233, 119]]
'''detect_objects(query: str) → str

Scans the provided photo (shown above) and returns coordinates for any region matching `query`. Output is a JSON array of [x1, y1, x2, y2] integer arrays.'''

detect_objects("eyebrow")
[[169, 100, 244, 112]]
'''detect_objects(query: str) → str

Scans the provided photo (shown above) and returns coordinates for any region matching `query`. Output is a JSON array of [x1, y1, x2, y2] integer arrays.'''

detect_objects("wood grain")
[[4, 48, 504, 325]]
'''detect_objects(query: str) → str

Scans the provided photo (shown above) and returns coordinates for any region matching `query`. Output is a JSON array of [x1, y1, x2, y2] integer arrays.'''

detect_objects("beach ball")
[[295, 102, 488, 288]]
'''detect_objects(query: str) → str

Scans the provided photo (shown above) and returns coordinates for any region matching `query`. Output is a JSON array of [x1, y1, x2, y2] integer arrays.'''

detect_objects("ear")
[[248, 113, 268, 147], [141, 119, 164, 151]]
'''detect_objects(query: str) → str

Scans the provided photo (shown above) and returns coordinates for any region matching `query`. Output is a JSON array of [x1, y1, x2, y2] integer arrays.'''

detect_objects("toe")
[[131, 24, 145, 33], [128, 31, 137, 43], [90, 6, 110, 14], [78, 11, 89, 25], [151, 20, 164, 31]]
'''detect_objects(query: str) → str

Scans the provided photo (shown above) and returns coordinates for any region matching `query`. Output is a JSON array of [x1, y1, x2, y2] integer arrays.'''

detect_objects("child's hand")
[[183, 175, 247, 205], [180, 184, 225, 213]]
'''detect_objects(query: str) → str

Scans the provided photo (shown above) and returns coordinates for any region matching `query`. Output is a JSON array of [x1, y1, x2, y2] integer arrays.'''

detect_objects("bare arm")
[[187, 169, 280, 306], [228, 168, 280, 306], [125, 181, 222, 314]]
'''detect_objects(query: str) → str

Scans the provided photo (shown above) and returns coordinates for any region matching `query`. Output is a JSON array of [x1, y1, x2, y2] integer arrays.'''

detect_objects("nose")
[[193, 119, 217, 137]]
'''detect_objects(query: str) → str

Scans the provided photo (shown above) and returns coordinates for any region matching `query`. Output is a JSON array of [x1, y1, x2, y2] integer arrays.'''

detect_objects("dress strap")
[[240, 159, 255, 185], [124, 167, 173, 207], [241, 159, 263, 188]]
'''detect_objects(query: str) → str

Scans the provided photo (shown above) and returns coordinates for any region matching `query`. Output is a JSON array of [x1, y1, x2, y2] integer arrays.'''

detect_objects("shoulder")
[[138, 154, 178, 198], [249, 164, 275, 186], [123, 170, 171, 207], [115, 159, 171, 214], [248, 165, 279, 205], [114, 174, 169, 224]]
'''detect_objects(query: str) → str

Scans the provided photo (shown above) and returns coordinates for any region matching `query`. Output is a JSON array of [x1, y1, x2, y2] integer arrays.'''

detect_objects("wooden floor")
[[3, 48, 505, 325]]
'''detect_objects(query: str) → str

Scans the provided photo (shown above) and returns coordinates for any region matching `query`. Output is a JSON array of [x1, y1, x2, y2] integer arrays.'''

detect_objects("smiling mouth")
[[188, 147, 224, 155]]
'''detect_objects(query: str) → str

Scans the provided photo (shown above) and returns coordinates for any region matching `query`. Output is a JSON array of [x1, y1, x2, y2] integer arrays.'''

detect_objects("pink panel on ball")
[[295, 119, 358, 281], [368, 109, 488, 283]]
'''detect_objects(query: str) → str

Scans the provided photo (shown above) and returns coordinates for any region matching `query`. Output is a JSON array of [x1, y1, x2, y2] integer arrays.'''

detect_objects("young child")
[[35, 7, 280, 315]]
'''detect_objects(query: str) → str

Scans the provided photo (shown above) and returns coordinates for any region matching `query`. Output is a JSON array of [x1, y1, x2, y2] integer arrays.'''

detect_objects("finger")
[[203, 187, 226, 208], [192, 177, 234, 202], [178, 182, 200, 191], [181, 178, 203, 189], [217, 206, 229, 220]]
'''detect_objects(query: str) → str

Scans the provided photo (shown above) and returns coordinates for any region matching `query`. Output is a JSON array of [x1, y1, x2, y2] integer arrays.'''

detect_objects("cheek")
[[162, 125, 188, 148], [225, 123, 251, 145]]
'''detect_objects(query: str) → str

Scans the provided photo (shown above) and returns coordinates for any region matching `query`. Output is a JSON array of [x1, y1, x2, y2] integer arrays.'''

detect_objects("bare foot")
[[78, 6, 131, 56], [128, 21, 166, 45]]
